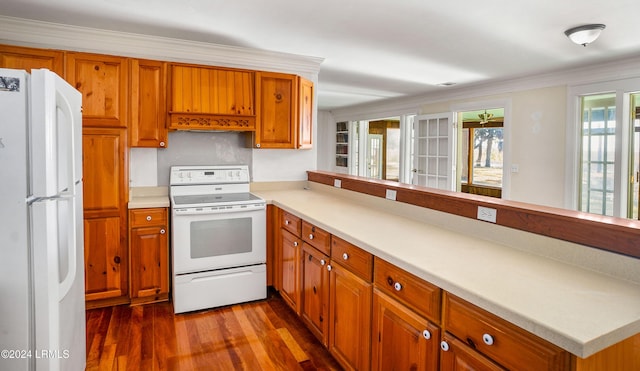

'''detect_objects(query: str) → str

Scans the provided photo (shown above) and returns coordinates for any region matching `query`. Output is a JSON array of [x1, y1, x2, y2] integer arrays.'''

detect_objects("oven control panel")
[[170, 165, 250, 185]]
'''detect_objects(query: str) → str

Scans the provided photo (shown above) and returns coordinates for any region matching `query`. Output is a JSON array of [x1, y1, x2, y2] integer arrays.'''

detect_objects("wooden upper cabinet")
[[0, 44, 64, 76], [66, 52, 128, 128], [298, 76, 313, 148], [130, 59, 168, 148], [252, 71, 314, 149], [168, 64, 255, 131]]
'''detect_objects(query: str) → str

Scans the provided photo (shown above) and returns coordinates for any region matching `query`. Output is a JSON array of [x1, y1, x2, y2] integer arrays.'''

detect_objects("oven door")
[[171, 204, 266, 275]]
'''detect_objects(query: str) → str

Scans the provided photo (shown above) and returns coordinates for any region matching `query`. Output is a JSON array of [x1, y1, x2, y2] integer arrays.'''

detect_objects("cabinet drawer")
[[331, 236, 373, 282], [302, 221, 331, 256], [373, 257, 441, 323], [443, 293, 570, 371], [130, 208, 167, 228], [281, 211, 301, 237]]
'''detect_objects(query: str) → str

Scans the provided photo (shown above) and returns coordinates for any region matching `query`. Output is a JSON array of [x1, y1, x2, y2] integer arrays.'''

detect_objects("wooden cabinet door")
[[440, 333, 506, 371], [129, 225, 168, 300], [169, 64, 255, 130], [371, 289, 440, 371], [130, 59, 167, 147], [84, 216, 126, 302], [301, 243, 330, 346], [82, 128, 128, 306], [280, 228, 302, 314], [0, 44, 64, 76], [254, 71, 297, 148], [66, 52, 128, 128], [298, 76, 313, 149], [329, 262, 372, 371]]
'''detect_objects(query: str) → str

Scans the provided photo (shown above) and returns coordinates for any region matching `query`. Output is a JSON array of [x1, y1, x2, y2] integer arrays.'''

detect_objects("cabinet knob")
[[293, 241, 299, 247], [422, 329, 431, 340], [146, 215, 152, 221], [342, 253, 349, 260], [308, 234, 314, 240], [285, 220, 290, 225], [320, 259, 326, 266], [327, 264, 332, 272], [482, 333, 494, 346], [394, 282, 403, 291], [160, 229, 166, 234], [159, 141, 165, 147], [256, 143, 261, 148], [440, 341, 450, 352]]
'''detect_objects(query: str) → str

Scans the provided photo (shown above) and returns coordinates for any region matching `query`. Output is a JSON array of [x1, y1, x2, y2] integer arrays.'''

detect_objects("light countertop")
[[252, 183, 640, 359], [128, 186, 169, 209]]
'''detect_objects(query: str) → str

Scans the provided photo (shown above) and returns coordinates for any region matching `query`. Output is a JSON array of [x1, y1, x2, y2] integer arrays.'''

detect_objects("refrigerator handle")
[[58, 197, 77, 300]]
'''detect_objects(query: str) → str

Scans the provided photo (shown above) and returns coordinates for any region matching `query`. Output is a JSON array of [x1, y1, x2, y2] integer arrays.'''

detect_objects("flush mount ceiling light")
[[564, 24, 606, 46]]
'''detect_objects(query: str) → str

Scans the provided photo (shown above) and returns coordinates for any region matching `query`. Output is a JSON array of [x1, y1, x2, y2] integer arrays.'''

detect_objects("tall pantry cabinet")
[[66, 52, 131, 307]]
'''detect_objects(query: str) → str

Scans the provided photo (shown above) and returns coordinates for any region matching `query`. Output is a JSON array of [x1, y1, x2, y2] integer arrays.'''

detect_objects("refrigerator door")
[[31, 194, 86, 371], [0, 68, 31, 371], [30, 69, 82, 198]]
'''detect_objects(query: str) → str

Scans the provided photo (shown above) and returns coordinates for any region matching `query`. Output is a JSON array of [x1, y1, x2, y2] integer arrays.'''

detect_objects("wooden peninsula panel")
[[306, 171, 640, 259]]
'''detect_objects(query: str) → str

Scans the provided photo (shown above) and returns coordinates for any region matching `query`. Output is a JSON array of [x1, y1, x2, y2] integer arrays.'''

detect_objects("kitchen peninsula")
[[253, 172, 640, 370]]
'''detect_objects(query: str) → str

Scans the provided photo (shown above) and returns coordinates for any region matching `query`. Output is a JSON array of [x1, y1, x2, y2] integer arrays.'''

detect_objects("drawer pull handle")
[[285, 220, 290, 225], [342, 253, 349, 260], [309, 234, 314, 240], [422, 329, 431, 340], [327, 264, 332, 272], [293, 241, 299, 247], [482, 333, 494, 346], [394, 282, 403, 291], [160, 229, 166, 235], [320, 259, 326, 266], [146, 215, 152, 221], [440, 341, 449, 352]]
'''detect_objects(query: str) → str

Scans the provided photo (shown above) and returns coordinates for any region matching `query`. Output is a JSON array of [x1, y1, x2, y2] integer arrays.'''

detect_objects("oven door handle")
[[190, 270, 255, 282]]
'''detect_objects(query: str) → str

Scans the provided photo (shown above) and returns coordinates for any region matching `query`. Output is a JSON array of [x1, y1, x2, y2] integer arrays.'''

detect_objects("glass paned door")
[[367, 134, 383, 179], [579, 94, 616, 216], [630, 94, 640, 219], [412, 113, 455, 190]]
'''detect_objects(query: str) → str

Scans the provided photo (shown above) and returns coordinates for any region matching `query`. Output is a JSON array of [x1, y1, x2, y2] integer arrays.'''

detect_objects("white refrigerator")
[[0, 68, 86, 371]]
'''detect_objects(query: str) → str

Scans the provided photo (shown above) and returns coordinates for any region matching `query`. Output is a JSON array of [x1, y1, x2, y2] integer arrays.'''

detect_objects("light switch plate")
[[477, 206, 497, 223], [334, 179, 342, 188], [385, 189, 397, 201]]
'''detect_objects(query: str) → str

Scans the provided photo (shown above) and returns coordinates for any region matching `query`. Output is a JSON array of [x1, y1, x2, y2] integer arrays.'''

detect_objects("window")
[[460, 109, 504, 198]]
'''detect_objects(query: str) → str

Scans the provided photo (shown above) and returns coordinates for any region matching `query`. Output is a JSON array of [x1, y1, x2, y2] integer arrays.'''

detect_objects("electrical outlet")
[[334, 179, 342, 188], [385, 189, 397, 201], [477, 206, 497, 223]]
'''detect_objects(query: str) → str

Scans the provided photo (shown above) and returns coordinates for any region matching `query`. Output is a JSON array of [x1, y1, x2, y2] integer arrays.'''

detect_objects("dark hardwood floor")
[[85, 291, 343, 370]]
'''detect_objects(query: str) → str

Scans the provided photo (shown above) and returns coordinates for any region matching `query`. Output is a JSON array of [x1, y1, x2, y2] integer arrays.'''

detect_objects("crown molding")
[[0, 15, 323, 77], [330, 54, 640, 121]]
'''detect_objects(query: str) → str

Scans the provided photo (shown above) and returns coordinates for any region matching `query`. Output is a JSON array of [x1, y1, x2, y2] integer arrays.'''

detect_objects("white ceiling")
[[2, 0, 640, 110]]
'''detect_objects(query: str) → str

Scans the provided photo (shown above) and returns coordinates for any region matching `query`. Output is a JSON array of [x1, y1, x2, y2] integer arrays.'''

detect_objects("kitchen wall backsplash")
[[157, 131, 253, 185]]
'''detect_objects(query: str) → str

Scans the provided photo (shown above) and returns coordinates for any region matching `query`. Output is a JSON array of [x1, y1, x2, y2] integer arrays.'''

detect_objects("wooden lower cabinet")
[[128, 208, 169, 305], [280, 228, 302, 314], [83, 216, 127, 304], [440, 333, 506, 371], [301, 243, 330, 345], [328, 261, 372, 371], [371, 289, 440, 371]]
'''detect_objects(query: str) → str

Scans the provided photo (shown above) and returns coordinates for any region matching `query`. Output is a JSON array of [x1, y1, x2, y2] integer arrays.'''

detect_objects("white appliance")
[[0, 69, 85, 371], [170, 165, 267, 314]]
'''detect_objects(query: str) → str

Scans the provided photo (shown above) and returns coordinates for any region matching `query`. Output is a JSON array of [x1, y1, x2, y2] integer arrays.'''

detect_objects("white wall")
[[322, 57, 640, 209]]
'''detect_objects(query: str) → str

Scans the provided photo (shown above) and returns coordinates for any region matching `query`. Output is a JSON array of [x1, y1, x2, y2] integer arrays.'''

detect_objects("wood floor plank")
[[85, 291, 343, 370]]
